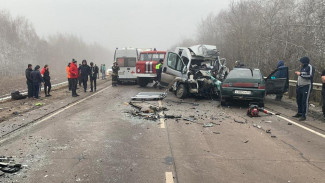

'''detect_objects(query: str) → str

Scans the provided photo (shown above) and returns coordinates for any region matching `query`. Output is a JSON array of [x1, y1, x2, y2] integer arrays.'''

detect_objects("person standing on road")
[[69, 60, 79, 97], [66, 62, 72, 91], [101, 64, 106, 80], [322, 69, 325, 120], [293, 57, 315, 121], [112, 62, 119, 86], [43, 65, 51, 97], [31, 65, 43, 99], [78, 63, 82, 87], [25, 64, 34, 98], [89, 62, 98, 92], [274, 60, 288, 101], [153, 59, 163, 88], [95, 64, 99, 79], [79, 60, 91, 92]]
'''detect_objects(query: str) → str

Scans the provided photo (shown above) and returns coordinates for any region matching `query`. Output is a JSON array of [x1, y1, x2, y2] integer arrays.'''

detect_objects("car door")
[[161, 52, 185, 86], [265, 67, 289, 95]]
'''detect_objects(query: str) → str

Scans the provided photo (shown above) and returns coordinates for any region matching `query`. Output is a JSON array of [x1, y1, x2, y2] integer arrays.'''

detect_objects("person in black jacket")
[[31, 65, 43, 99], [43, 65, 51, 97], [25, 64, 33, 98], [89, 62, 98, 92], [322, 69, 325, 121], [78, 60, 91, 92]]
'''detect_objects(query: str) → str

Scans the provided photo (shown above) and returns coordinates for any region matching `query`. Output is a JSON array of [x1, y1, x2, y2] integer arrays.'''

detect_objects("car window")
[[116, 57, 136, 67], [167, 53, 177, 70], [227, 69, 262, 79], [140, 53, 152, 61], [176, 56, 184, 71]]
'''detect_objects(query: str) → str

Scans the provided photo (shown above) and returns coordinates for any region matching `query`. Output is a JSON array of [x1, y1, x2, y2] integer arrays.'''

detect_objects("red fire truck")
[[136, 51, 166, 87]]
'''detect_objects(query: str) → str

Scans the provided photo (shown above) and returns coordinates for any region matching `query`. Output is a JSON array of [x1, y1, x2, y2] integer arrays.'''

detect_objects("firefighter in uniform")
[[112, 62, 120, 86], [153, 59, 163, 88]]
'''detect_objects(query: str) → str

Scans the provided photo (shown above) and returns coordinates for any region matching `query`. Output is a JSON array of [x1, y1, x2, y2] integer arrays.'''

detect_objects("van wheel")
[[176, 84, 188, 99], [220, 94, 227, 106], [138, 78, 149, 87]]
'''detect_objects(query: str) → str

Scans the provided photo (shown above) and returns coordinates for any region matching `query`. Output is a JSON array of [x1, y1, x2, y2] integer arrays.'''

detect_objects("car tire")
[[138, 78, 149, 87], [220, 93, 227, 106], [176, 84, 188, 99]]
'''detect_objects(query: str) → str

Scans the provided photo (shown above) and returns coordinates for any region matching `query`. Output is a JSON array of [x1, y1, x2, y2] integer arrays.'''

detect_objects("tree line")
[[0, 10, 111, 78], [174, 0, 325, 82]]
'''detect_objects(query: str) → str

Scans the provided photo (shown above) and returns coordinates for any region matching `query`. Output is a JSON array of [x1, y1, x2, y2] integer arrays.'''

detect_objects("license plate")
[[234, 90, 251, 95]]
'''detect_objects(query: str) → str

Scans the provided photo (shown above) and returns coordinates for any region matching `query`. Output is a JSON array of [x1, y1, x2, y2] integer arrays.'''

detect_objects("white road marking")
[[165, 172, 174, 183], [269, 111, 325, 139], [158, 100, 165, 128], [0, 86, 111, 144]]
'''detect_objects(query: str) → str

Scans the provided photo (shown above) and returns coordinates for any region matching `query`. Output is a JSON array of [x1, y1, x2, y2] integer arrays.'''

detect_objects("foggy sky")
[[1, 0, 231, 50]]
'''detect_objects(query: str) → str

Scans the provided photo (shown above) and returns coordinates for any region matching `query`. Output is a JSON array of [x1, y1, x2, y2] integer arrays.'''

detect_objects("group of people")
[[25, 64, 52, 99], [66, 59, 103, 97]]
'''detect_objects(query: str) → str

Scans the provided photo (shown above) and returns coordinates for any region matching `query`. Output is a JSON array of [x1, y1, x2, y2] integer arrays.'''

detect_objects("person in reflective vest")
[[153, 59, 163, 88]]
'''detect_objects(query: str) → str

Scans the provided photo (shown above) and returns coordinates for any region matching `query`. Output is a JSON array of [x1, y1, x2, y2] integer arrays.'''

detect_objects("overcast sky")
[[1, 0, 231, 50]]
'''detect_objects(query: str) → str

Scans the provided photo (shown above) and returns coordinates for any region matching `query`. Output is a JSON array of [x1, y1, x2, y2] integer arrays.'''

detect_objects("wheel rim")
[[177, 86, 184, 97]]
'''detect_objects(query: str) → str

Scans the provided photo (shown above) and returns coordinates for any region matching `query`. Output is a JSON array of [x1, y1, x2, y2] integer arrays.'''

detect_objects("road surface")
[[0, 81, 325, 183]]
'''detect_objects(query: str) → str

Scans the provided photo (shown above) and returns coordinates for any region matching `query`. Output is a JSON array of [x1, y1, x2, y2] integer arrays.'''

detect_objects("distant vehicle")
[[114, 47, 138, 82], [136, 50, 166, 87], [220, 67, 289, 107], [160, 45, 226, 98], [106, 67, 112, 76]]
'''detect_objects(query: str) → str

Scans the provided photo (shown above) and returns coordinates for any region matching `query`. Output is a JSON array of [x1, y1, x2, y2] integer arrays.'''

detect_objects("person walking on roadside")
[[31, 65, 43, 99], [89, 62, 99, 92], [79, 60, 91, 92], [69, 59, 79, 97], [293, 57, 315, 121], [78, 63, 82, 87], [101, 64, 106, 80], [43, 65, 52, 97], [322, 69, 325, 121], [25, 64, 34, 98], [95, 64, 99, 79], [66, 62, 72, 91], [274, 60, 288, 101], [112, 62, 119, 86], [153, 59, 163, 88]]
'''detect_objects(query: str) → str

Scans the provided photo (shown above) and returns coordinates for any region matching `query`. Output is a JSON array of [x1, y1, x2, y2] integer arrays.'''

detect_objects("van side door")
[[161, 52, 185, 86]]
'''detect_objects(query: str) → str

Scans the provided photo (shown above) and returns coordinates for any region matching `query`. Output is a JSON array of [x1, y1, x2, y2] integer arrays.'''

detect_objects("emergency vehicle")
[[136, 50, 166, 87], [114, 47, 138, 82]]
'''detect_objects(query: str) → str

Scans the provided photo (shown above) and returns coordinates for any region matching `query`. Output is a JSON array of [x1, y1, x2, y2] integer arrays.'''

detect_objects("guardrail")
[[0, 81, 68, 102], [288, 80, 323, 105], [289, 80, 323, 91]]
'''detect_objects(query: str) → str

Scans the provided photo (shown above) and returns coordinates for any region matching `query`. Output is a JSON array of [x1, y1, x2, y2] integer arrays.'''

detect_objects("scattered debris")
[[213, 132, 220, 134], [12, 111, 19, 115], [203, 123, 214, 127], [131, 92, 167, 101], [264, 121, 272, 123], [234, 118, 247, 124], [266, 129, 271, 133], [288, 122, 293, 125], [0, 156, 22, 174], [183, 116, 197, 122], [271, 135, 277, 138], [11, 91, 27, 100], [35, 102, 43, 106], [164, 114, 182, 119], [309, 104, 315, 108], [243, 140, 249, 143]]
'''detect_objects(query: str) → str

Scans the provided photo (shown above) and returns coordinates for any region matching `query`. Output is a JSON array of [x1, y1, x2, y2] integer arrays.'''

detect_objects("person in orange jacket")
[[66, 63, 72, 91], [69, 59, 79, 97]]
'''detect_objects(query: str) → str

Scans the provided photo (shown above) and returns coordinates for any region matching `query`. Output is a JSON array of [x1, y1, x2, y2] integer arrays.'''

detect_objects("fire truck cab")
[[136, 51, 166, 87]]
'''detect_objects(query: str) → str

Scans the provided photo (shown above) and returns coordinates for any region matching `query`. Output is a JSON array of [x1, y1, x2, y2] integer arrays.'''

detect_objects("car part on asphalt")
[[0, 156, 22, 174], [131, 92, 167, 101]]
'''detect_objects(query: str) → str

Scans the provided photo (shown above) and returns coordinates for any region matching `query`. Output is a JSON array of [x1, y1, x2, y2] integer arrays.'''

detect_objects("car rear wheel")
[[138, 78, 149, 87], [220, 93, 227, 106], [176, 84, 188, 99]]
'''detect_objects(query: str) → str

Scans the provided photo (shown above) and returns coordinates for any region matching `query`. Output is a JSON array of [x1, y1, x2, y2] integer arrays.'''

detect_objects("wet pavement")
[[0, 82, 325, 183]]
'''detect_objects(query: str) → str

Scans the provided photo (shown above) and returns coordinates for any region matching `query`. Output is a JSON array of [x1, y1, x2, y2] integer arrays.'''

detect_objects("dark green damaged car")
[[220, 68, 288, 107]]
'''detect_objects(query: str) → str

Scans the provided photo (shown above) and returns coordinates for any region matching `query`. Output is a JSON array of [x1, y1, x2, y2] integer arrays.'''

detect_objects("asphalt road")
[[0, 82, 325, 183]]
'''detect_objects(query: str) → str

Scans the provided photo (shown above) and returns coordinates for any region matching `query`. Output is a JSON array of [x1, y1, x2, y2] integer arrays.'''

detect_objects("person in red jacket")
[[69, 59, 79, 97]]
